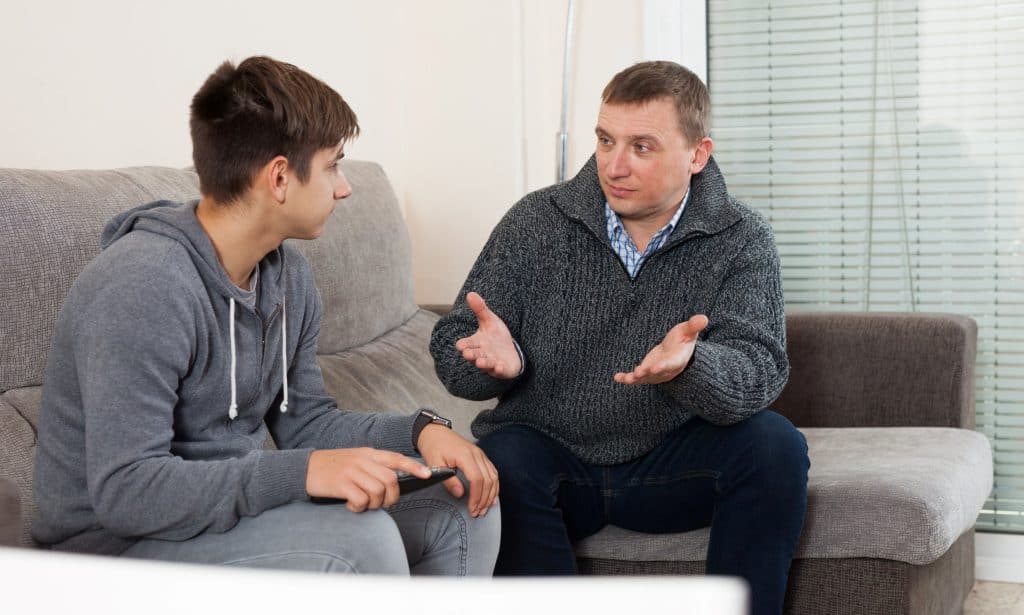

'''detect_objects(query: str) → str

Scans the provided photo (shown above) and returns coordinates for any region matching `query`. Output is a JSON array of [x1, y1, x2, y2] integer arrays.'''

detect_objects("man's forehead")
[[596, 100, 680, 139]]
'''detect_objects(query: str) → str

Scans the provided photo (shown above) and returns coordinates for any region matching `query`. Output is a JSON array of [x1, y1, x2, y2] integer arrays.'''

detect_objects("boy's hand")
[[416, 425, 499, 518], [306, 448, 431, 513]]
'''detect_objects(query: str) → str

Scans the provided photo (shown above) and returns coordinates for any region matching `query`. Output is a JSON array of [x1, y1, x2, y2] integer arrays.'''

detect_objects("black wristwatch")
[[412, 409, 453, 450]]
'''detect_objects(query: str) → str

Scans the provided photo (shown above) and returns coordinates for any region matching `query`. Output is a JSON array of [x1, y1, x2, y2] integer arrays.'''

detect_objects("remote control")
[[311, 466, 456, 504], [397, 466, 457, 494]]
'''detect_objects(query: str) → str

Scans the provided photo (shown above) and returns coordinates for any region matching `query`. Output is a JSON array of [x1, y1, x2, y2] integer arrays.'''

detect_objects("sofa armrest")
[[774, 312, 977, 429], [420, 304, 453, 317], [0, 475, 20, 547]]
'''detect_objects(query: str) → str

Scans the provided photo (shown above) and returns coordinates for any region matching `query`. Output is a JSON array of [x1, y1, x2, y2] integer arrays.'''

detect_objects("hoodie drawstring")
[[228, 298, 239, 420], [279, 298, 289, 413], [226, 297, 290, 420]]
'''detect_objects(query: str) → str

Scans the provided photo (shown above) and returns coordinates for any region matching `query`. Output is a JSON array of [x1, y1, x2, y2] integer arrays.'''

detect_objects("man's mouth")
[[606, 184, 634, 198]]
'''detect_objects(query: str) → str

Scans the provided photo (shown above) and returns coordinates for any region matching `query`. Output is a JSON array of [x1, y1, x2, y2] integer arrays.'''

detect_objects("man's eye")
[[635, 143, 650, 153]]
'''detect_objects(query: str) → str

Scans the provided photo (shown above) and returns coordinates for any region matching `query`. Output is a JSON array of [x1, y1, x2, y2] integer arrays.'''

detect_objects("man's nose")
[[605, 147, 629, 178], [335, 172, 353, 200]]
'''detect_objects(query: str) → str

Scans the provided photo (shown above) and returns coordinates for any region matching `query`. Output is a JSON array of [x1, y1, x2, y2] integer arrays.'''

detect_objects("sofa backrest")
[[0, 161, 416, 393], [0, 161, 420, 546], [775, 311, 977, 429]]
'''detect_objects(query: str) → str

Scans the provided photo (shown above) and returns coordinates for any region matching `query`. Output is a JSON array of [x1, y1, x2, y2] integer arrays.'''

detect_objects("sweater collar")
[[551, 154, 743, 249]]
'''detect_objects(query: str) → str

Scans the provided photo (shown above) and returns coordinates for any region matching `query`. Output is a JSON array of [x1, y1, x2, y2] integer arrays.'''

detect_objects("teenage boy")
[[33, 56, 499, 575]]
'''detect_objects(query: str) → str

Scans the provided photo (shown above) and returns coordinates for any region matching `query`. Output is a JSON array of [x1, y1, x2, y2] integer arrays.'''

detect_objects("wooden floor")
[[964, 582, 1024, 614]]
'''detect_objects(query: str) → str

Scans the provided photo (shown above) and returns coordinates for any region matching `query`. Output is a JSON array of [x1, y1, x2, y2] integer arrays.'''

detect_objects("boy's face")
[[283, 144, 352, 239]]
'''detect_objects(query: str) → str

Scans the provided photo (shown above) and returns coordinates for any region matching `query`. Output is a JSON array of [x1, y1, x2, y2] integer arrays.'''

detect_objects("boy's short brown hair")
[[602, 61, 710, 145], [190, 56, 359, 203]]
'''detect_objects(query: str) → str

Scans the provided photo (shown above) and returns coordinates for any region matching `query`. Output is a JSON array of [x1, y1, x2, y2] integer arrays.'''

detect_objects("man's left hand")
[[416, 425, 499, 518], [614, 314, 709, 385]]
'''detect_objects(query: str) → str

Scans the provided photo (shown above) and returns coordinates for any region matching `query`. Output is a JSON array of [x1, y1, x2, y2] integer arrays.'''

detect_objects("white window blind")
[[708, 0, 1024, 532]]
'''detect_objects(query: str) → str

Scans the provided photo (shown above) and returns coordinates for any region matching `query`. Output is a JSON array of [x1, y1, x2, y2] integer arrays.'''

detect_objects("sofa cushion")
[[575, 426, 993, 566], [0, 391, 39, 547], [317, 309, 490, 440]]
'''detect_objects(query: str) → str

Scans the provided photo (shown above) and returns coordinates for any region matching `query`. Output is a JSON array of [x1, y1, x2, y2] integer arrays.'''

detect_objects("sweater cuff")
[[371, 412, 421, 457], [512, 339, 527, 377], [254, 448, 314, 508], [660, 341, 748, 425]]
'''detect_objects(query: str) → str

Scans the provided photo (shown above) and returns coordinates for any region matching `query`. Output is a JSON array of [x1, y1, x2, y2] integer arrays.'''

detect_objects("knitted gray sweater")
[[430, 156, 789, 465]]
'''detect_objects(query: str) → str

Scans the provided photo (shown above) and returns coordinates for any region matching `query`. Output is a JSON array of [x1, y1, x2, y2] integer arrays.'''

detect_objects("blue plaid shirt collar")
[[604, 190, 689, 279]]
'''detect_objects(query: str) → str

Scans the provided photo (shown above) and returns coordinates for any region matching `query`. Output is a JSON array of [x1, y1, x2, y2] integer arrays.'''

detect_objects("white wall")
[[0, 0, 695, 304]]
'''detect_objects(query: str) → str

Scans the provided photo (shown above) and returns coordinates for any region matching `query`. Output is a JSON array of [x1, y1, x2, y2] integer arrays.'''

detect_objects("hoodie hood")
[[102, 200, 290, 420], [101, 199, 285, 307]]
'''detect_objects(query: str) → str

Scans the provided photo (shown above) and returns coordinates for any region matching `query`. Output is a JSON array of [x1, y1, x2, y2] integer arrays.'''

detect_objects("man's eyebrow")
[[594, 126, 662, 143]]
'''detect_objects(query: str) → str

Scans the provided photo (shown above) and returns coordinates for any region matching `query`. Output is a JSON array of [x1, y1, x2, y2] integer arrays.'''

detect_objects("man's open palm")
[[614, 315, 709, 385], [455, 292, 522, 380]]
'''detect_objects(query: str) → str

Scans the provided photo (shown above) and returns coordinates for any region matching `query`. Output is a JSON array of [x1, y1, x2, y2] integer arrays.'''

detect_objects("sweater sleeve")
[[659, 215, 790, 425], [78, 270, 310, 541], [430, 201, 535, 401], [265, 258, 419, 456]]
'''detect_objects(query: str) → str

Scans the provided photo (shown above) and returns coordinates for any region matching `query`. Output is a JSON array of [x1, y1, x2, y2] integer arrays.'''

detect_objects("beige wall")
[[0, 1, 666, 304]]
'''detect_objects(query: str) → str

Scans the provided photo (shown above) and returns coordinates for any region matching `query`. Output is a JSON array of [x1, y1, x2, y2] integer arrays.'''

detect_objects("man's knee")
[[477, 425, 562, 492], [728, 411, 810, 493]]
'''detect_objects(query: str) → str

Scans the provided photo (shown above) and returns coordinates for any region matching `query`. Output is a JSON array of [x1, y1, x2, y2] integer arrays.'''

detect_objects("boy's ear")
[[264, 156, 289, 204]]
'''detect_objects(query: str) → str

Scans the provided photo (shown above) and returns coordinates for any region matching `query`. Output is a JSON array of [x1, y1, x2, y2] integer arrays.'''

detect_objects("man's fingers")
[[455, 337, 479, 352], [614, 371, 638, 384], [475, 356, 508, 374], [466, 292, 492, 323], [678, 314, 709, 339]]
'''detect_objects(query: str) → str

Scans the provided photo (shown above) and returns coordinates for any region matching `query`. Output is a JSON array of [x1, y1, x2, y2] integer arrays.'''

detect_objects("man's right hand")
[[454, 291, 522, 380], [306, 448, 431, 513]]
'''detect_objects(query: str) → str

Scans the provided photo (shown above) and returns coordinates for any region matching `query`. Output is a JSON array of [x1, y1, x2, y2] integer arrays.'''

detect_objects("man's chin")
[[605, 198, 634, 217]]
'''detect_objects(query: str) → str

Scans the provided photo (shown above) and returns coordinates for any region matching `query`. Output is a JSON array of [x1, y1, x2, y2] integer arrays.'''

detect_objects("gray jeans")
[[121, 482, 500, 576]]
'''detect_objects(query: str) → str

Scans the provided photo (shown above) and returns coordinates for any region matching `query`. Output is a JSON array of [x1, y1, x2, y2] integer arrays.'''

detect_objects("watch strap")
[[412, 409, 452, 451]]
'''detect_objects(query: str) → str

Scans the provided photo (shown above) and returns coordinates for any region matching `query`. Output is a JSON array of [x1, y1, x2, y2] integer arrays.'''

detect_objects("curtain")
[[708, 0, 1024, 532]]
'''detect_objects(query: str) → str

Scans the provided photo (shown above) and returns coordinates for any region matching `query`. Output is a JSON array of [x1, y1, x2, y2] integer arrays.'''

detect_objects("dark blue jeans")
[[478, 410, 809, 615]]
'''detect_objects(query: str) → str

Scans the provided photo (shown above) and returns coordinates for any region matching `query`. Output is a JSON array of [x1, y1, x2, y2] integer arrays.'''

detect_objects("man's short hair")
[[190, 56, 359, 203], [601, 61, 710, 145]]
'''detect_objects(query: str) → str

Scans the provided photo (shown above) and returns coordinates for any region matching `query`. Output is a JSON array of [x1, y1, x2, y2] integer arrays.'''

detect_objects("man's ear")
[[264, 156, 290, 204], [689, 137, 714, 174]]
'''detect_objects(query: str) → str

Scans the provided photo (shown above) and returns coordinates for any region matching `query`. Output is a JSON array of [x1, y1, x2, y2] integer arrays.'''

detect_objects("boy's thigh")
[[121, 501, 408, 574]]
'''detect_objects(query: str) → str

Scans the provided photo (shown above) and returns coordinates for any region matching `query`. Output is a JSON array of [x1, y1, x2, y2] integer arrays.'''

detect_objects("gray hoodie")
[[32, 200, 419, 554]]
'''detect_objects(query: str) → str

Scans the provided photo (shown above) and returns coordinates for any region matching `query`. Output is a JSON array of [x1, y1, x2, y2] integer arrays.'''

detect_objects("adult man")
[[430, 61, 808, 612], [33, 56, 499, 575]]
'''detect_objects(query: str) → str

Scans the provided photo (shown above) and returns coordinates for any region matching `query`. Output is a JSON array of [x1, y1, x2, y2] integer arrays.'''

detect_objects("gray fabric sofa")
[[0, 163, 993, 614]]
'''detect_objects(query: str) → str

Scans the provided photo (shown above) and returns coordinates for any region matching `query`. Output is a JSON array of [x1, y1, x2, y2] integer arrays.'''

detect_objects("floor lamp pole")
[[556, 0, 577, 183]]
